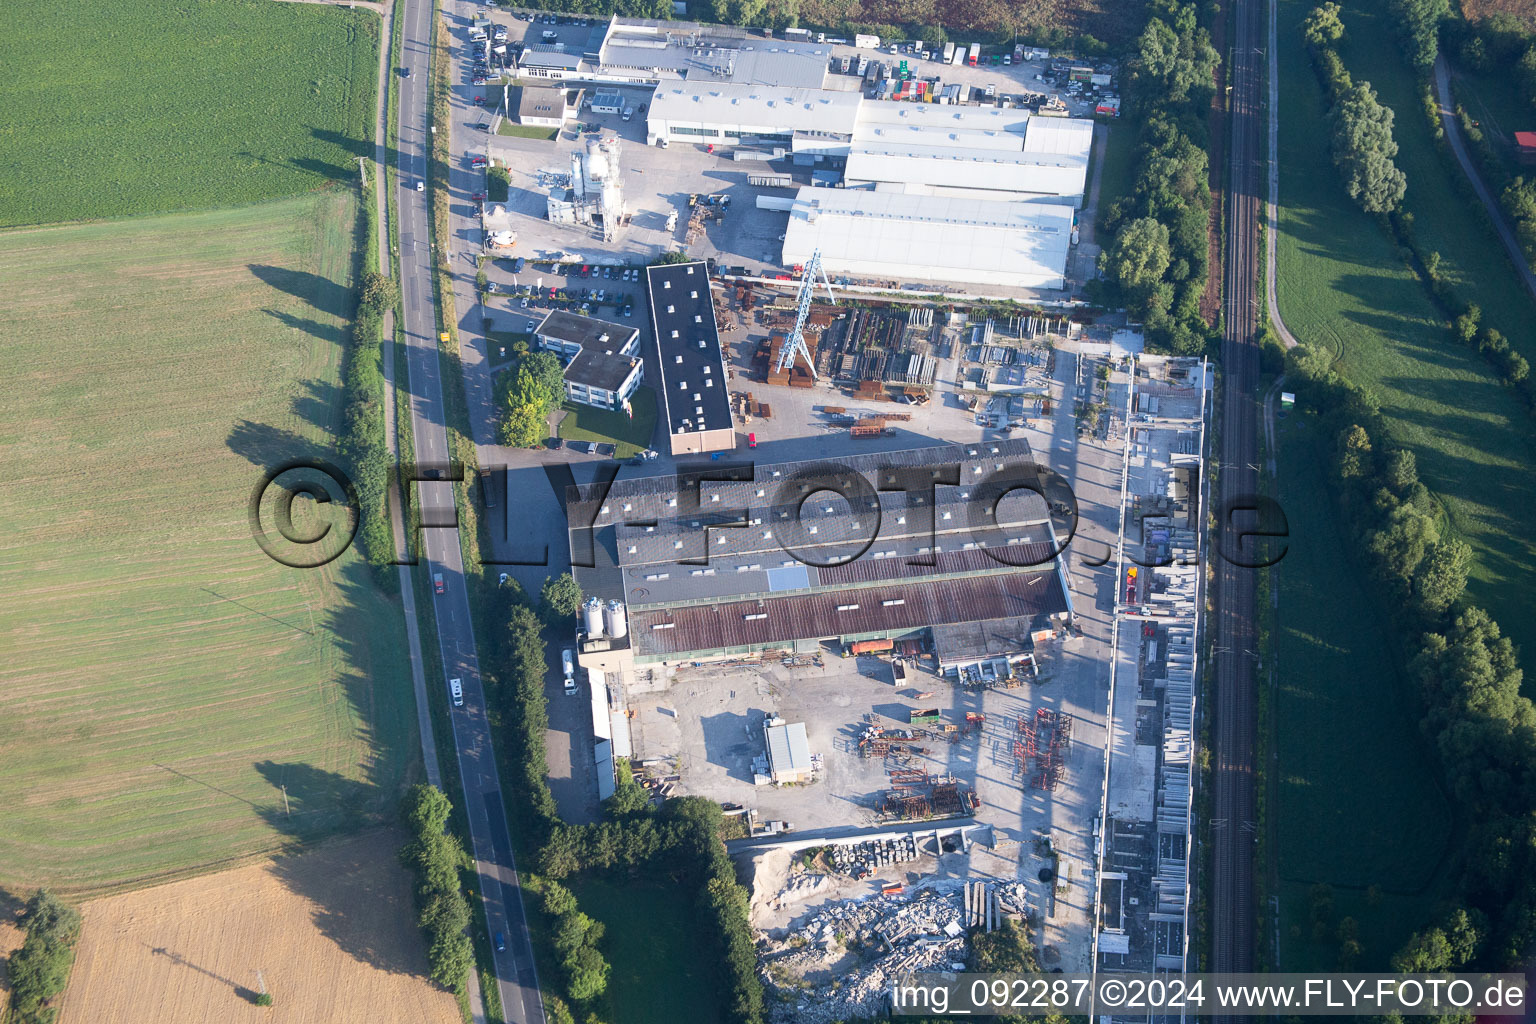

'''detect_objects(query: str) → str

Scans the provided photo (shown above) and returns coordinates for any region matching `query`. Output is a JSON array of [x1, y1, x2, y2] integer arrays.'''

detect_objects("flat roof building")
[[533, 311, 644, 412], [844, 141, 1087, 206], [646, 260, 733, 455], [780, 188, 1076, 290], [534, 310, 639, 358], [566, 440, 1073, 666], [646, 83, 861, 148], [599, 18, 833, 89], [764, 718, 813, 784], [516, 85, 580, 126]]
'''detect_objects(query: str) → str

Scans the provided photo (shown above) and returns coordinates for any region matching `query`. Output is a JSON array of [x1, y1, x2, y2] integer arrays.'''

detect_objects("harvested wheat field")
[[58, 830, 458, 1024]]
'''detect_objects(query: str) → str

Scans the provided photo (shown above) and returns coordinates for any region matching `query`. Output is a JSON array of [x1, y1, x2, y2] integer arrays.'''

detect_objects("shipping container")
[[748, 173, 794, 188]]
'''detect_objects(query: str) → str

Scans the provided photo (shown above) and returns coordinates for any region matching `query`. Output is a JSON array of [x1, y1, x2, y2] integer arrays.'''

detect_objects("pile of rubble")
[[827, 834, 920, 878], [758, 883, 970, 1024]]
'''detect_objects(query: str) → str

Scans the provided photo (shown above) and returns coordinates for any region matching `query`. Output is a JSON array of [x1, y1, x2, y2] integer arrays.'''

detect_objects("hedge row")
[[537, 798, 765, 1024], [1095, 0, 1216, 355], [399, 784, 476, 992], [5, 891, 81, 1024]]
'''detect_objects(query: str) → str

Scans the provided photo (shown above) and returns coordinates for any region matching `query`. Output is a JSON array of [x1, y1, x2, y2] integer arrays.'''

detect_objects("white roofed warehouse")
[[780, 188, 1076, 290], [645, 83, 861, 148]]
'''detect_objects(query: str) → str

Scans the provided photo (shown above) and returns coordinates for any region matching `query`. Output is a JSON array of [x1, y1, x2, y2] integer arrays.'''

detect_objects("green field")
[[570, 878, 722, 1024], [498, 122, 561, 140], [0, 194, 415, 891], [1271, 415, 1453, 968], [1275, 0, 1536, 680], [1094, 120, 1138, 234], [0, 0, 378, 227], [558, 386, 659, 458]]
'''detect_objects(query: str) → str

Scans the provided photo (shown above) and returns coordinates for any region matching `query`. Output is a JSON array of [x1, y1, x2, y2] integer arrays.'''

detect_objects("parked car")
[[603, 266, 613, 279], [450, 678, 463, 707], [472, 191, 486, 201], [513, 256, 525, 272], [470, 156, 487, 168], [621, 303, 632, 317], [433, 572, 445, 594], [520, 297, 529, 307]]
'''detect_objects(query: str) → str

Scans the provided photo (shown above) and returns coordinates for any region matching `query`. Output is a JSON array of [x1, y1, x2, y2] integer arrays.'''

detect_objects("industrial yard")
[[453, 9, 1209, 1006]]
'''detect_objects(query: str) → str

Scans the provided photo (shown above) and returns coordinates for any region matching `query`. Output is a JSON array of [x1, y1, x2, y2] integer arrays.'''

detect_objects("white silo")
[[604, 599, 628, 639], [582, 596, 605, 638]]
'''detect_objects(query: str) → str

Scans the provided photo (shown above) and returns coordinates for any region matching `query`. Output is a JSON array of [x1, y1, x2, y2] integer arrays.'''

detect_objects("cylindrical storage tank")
[[604, 599, 628, 639], [583, 597, 605, 637]]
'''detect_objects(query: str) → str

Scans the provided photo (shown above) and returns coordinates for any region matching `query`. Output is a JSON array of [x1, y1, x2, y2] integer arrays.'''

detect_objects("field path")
[[1432, 54, 1536, 303]]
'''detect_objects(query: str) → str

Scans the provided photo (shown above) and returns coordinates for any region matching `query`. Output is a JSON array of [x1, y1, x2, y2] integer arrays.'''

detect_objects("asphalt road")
[[1432, 55, 1536, 303], [394, 2, 544, 1021], [1211, 0, 1263, 994]]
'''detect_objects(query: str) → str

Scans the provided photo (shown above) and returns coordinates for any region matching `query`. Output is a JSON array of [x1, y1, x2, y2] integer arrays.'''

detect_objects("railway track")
[[1211, 0, 1264, 992]]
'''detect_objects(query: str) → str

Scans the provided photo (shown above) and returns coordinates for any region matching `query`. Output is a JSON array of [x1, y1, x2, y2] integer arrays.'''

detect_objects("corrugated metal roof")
[[647, 83, 861, 136], [844, 143, 1086, 199], [766, 721, 812, 776], [630, 569, 1067, 657], [781, 187, 1074, 289]]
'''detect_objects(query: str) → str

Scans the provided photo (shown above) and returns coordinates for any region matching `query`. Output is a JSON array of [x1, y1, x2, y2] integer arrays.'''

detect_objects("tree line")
[[480, 580, 763, 1022], [1096, 0, 1217, 355], [1302, 4, 1408, 214], [496, 349, 565, 449], [5, 890, 82, 1024], [536, 797, 764, 1024], [343, 174, 399, 578], [1303, 6, 1533, 403], [398, 784, 477, 993], [1284, 345, 1536, 970]]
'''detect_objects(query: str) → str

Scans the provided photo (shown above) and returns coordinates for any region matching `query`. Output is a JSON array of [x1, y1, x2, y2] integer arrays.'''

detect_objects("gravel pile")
[[758, 888, 970, 1024]]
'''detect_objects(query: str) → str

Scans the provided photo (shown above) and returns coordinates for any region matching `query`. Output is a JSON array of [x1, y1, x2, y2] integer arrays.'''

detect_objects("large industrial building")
[[645, 260, 734, 455], [599, 19, 834, 88], [645, 83, 862, 148], [567, 440, 1073, 673], [518, 17, 837, 88], [777, 188, 1075, 290]]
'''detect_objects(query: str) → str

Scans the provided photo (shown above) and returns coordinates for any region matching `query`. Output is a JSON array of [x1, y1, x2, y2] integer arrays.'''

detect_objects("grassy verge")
[[1275, 0, 1536, 685], [1094, 119, 1139, 235], [1270, 413, 1454, 968], [498, 122, 561, 140], [569, 878, 724, 1024], [1, 0, 378, 227], [555, 387, 659, 458]]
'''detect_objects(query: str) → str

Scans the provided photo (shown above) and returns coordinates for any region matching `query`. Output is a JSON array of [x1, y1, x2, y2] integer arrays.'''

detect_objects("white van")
[[622, 106, 634, 121], [449, 678, 464, 707]]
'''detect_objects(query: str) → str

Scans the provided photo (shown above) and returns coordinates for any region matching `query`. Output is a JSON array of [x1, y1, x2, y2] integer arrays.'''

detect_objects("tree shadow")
[[264, 306, 346, 348], [246, 559, 424, 975], [226, 419, 328, 468], [291, 378, 342, 436], [249, 264, 352, 320]]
